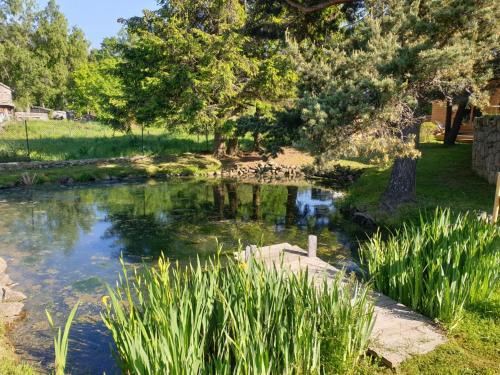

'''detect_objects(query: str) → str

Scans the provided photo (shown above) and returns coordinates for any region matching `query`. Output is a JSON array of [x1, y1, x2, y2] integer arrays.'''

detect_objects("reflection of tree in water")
[[4, 189, 97, 256], [285, 186, 299, 227], [1, 181, 335, 262]]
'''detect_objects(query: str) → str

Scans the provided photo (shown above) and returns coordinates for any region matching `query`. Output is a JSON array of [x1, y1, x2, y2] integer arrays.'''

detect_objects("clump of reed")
[[102, 255, 374, 374], [46, 302, 80, 375], [360, 208, 499, 328]]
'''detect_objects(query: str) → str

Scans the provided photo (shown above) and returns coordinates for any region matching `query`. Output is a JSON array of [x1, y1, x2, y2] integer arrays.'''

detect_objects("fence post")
[[141, 124, 145, 155], [308, 235, 317, 258], [24, 120, 30, 159], [493, 172, 500, 224]]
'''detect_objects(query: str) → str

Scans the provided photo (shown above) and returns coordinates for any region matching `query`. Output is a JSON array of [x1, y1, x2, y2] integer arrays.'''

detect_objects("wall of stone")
[[472, 116, 500, 184]]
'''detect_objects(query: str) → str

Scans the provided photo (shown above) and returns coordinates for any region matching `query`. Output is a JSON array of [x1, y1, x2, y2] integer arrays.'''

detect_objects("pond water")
[[0, 179, 354, 374]]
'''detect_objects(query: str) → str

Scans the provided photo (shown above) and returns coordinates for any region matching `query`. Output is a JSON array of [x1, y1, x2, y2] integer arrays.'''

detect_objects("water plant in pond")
[[102, 255, 374, 374], [46, 302, 80, 375], [360, 209, 500, 328]]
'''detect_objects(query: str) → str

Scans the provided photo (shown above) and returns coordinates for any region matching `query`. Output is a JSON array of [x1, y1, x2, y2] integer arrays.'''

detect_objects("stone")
[[1, 287, 27, 303], [0, 257, 6, 274], [0, 273, 13, 286], [0, 302, 24, 324]]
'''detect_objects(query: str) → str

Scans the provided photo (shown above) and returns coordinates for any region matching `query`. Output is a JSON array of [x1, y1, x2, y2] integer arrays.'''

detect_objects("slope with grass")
[[344, 142, 496, 224], [343, 141, 500, 375]]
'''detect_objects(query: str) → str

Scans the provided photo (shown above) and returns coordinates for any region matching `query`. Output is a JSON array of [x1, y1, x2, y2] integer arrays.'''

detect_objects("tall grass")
[[102, 255, 374, 374], [360, 209, 500, 328], [46, 302, 80, 375]]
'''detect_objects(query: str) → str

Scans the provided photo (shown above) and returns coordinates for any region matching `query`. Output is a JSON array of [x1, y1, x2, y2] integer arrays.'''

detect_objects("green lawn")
[[0, 120, 215, 162], [342, 140, 499, 375], [344, 142, 496, 224]]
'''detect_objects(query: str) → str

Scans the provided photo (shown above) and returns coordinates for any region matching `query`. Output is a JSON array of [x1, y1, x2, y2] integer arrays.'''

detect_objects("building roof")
[[0, 82, 12, 91]]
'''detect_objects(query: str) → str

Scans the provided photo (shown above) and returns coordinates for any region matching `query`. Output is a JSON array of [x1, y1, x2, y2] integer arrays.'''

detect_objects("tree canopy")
[[0, 0, 89, 109]]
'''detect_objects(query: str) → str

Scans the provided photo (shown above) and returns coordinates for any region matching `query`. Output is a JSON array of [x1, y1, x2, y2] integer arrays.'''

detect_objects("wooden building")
[[0, 82, 15, 121], [431, 83, 500, 142]]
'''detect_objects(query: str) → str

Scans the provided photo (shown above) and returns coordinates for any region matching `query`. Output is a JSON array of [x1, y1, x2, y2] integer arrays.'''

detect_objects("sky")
[[37, 0, 160, 48]]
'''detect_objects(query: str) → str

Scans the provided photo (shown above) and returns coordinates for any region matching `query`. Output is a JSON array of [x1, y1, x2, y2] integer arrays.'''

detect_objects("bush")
[[360, 209, 500, 328], [102, 254, 374, 374]]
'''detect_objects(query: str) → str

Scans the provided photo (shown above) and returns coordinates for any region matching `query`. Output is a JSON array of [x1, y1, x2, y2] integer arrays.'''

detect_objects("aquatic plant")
[[102, 255, 374, 374], [46, 302, 80, 375], [360, 209, 500, 328]]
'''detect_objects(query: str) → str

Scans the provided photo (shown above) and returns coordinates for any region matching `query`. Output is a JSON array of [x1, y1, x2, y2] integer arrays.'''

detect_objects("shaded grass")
[[344, 142, 496, 224], [0, 154, 221, 188]]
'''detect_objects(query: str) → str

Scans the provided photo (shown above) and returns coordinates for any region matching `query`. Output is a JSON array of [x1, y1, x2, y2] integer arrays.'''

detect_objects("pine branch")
[[284, 0, 354, 13]]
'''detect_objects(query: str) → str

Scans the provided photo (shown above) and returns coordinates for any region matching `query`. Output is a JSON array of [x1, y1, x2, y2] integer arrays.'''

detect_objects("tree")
[[0, 0, 89, 109], [294, 0, 497, 210], [117, 0, 298, 157], [69, 38, 126, 125]]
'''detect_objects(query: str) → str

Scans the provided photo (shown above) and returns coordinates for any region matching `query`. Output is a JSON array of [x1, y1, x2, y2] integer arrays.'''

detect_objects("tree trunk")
[[444, 96, 469, 145], [380, 122, 419, 211], [253, 132, 262, 152], [213, 130, 226, 158], [443, 99, 453, 139], [226, 136, 239, 156]]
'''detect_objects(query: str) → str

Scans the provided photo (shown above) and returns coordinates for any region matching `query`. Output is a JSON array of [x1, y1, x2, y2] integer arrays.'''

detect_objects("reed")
[[102, 255, 374, 374], [46, 302, 80, 375], [360, 209, 499, 328]]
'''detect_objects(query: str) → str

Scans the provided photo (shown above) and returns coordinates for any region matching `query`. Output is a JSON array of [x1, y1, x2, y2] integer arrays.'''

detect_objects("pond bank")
[[0, 257, 35, 374]]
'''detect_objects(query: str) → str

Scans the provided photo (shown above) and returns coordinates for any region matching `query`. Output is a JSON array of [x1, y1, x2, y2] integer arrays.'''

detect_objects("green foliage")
[[46, 302, 80, 375], [0, 0, 89, 109], [102, 254, 374, 374], [360, 209, 500, 328], [294, 0, 498, 163]]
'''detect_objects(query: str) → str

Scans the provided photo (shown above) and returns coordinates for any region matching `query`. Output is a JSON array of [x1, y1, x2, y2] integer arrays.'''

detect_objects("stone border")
[[0, 156, 150, 172], [0, 257, 26, 325]]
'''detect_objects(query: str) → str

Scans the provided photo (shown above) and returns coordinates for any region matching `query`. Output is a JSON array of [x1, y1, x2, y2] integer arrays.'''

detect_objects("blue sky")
[[37, 0, 159, 48]]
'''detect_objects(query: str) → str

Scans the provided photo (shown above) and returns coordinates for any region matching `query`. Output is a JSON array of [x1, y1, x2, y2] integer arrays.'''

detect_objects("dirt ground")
[[221, 147, 314, 169]]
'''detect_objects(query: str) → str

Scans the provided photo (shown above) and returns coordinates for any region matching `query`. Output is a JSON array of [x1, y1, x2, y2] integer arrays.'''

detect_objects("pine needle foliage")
[[360, 209, 500, 329], [102, 255, 374, 374]]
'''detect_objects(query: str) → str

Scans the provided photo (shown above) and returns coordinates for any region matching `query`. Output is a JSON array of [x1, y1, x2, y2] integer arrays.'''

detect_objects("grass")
[[342, 136, 500, 375], [103, 254, 374, 374], [343, 142, 496, 224], [0, 120, 215, 162], [385, 290, 500, 375], [360, 209, 499, 328], [0, 324, 38, 375], [0, 154, 221, 188]]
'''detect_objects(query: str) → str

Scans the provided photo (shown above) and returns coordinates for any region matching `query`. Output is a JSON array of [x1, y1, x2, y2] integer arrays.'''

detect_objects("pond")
[[0, 179, 356, 374]]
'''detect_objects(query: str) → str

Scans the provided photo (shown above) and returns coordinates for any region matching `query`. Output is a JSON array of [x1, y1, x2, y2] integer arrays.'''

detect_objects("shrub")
[[360, 209, 500, 328], [102, 254, 374, 374]]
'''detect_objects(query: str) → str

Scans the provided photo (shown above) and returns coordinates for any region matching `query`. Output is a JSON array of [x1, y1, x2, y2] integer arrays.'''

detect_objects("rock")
[[0, 302, 24, 324], [353, 211, 377, 229], [0, 274, 13, 286], [1, 287, 27, 303], [0, 257, 6, 274]]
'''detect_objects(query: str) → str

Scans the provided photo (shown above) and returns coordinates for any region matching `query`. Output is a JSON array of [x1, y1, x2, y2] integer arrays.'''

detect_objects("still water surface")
[[0, 179, 353, 374]]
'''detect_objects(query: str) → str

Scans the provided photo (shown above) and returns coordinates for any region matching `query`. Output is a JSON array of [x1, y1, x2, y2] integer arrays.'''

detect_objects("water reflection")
[[0, 179, 348, 374]]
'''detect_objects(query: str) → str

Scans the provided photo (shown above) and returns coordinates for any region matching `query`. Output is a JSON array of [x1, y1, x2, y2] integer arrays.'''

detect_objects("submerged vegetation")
[[103, 255, 374, 374], [361, 209, 500, 328]]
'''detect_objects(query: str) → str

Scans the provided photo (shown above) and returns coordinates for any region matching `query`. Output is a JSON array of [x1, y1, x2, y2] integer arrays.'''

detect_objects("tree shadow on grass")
[[0, 134, 214, 162]]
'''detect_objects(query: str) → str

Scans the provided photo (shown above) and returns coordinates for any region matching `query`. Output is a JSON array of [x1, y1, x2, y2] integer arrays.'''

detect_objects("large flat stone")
[[238, 244, 448, 368], [0, 273, 13, 286]]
